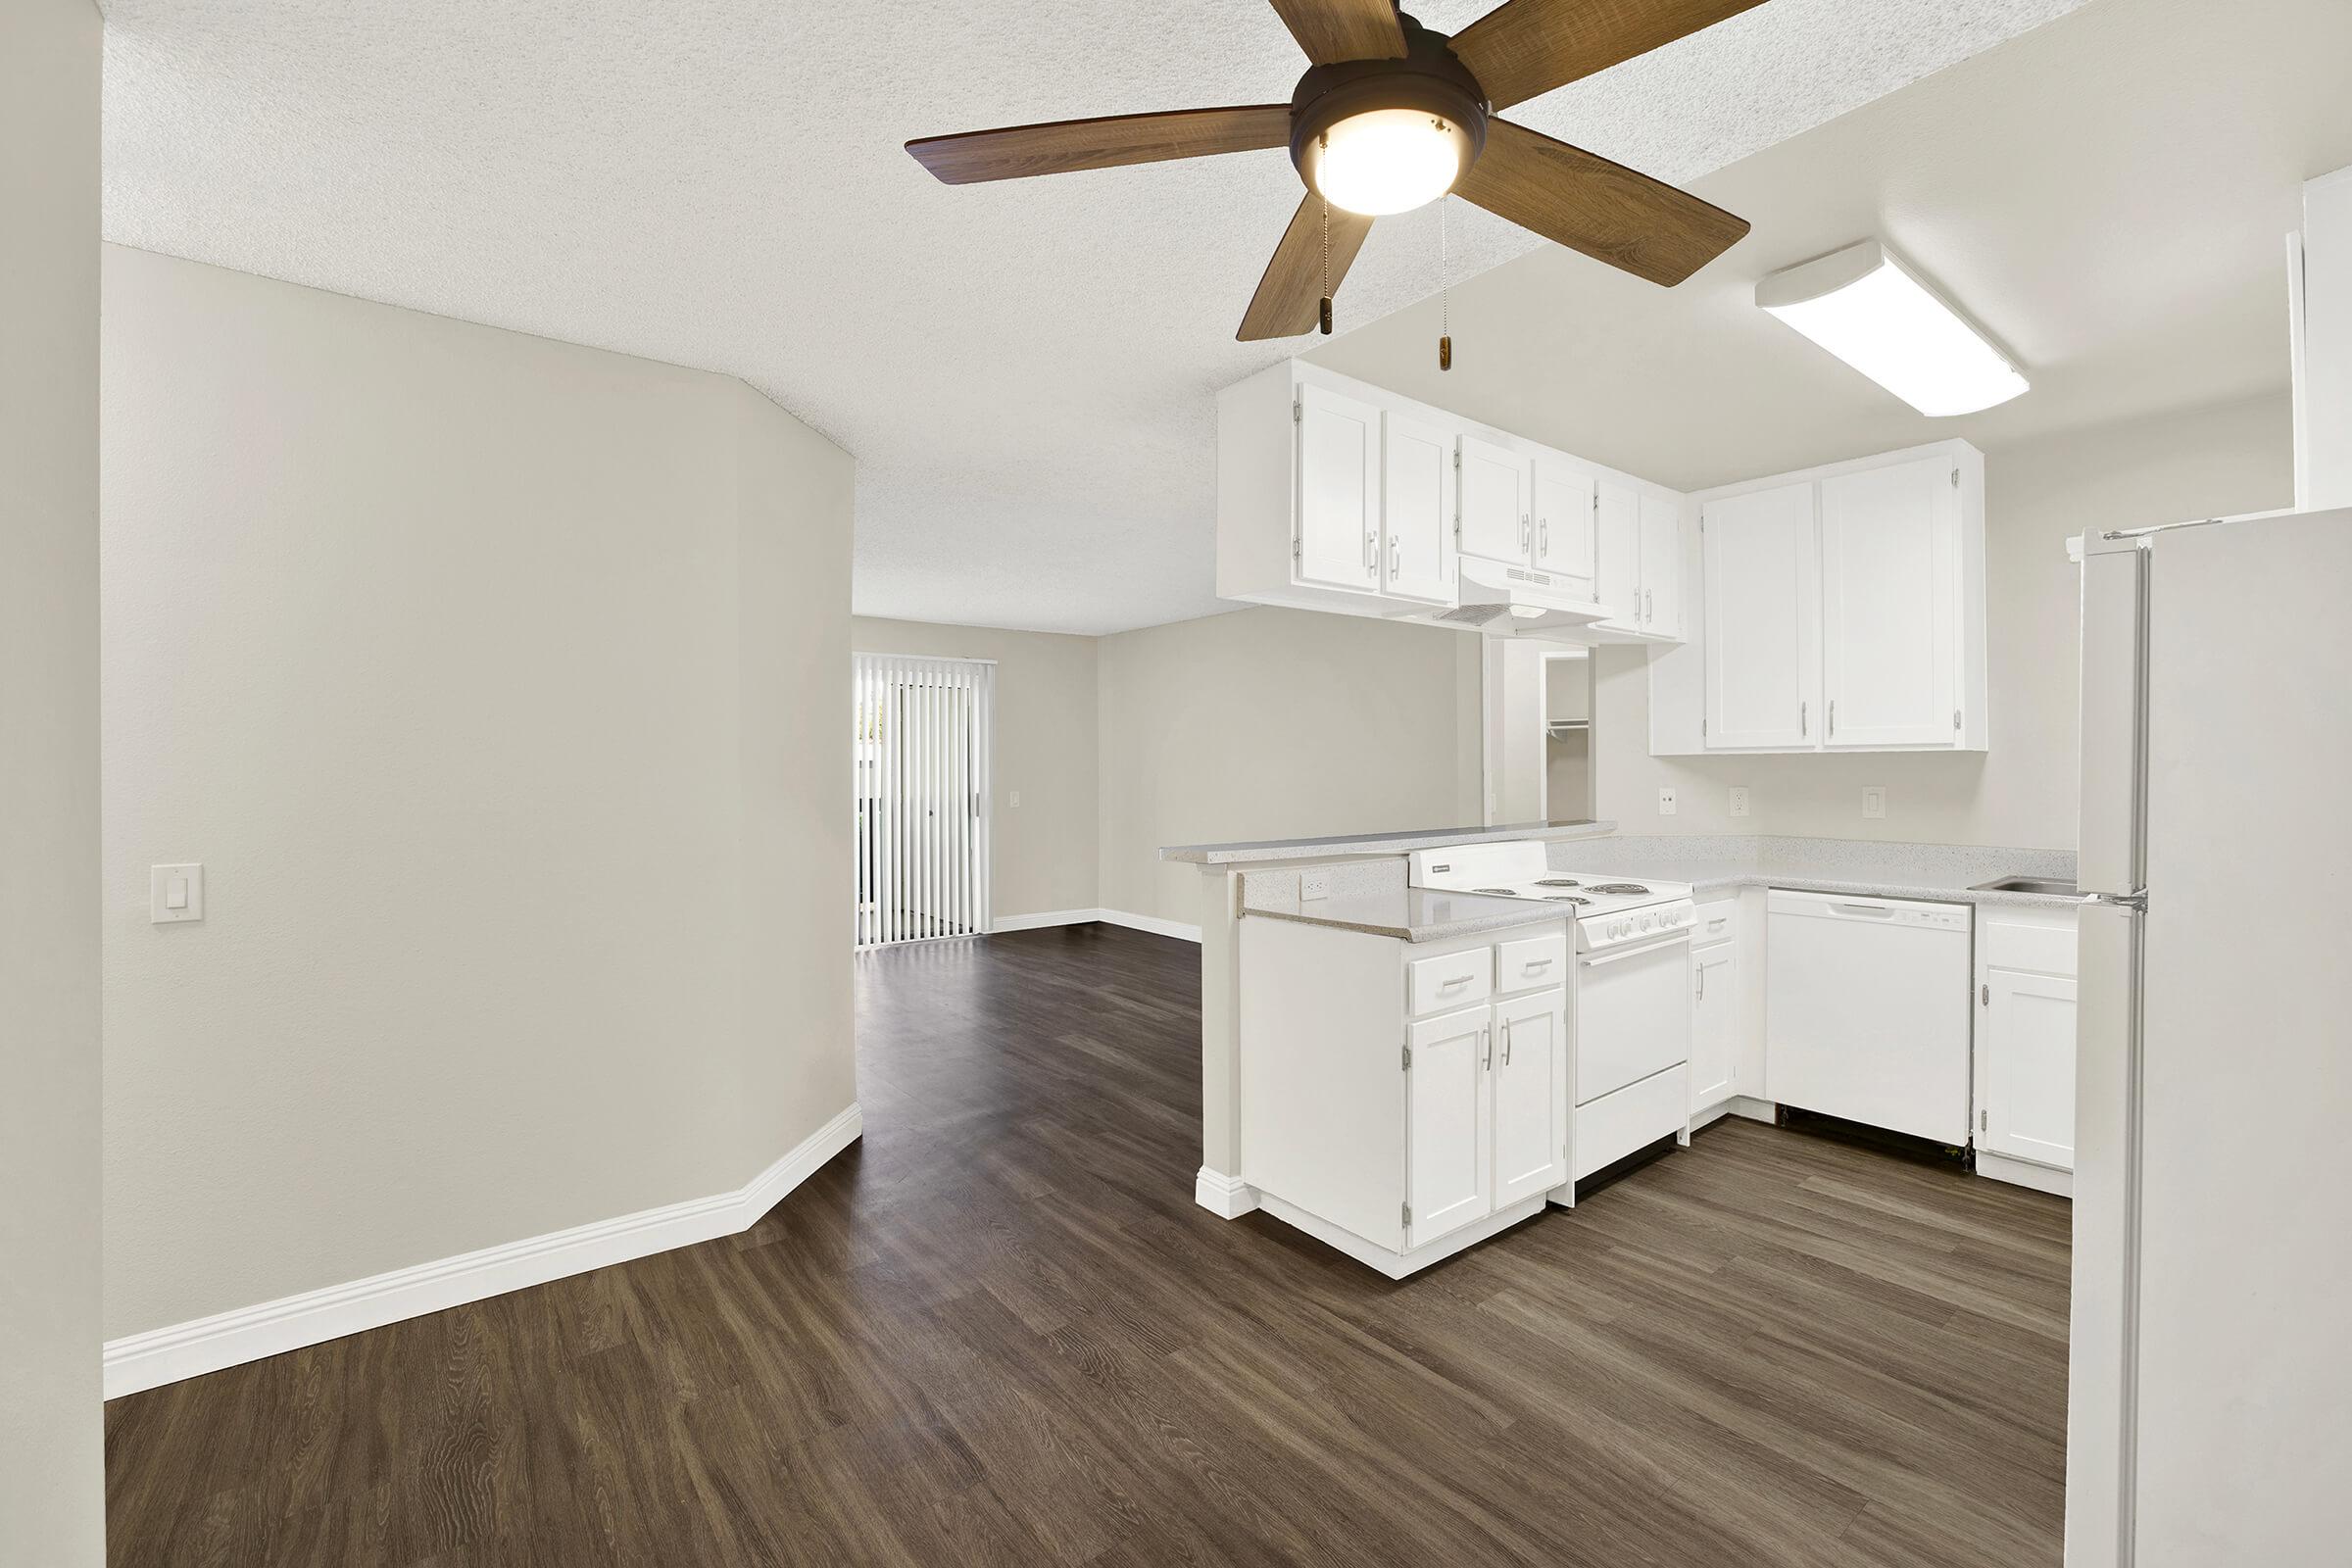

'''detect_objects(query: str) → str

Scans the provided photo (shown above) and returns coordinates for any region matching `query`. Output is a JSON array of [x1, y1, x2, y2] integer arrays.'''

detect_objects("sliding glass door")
[[854, 653, 993, 948]]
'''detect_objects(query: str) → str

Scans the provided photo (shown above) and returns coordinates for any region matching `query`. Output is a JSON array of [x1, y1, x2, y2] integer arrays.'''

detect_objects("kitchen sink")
[[1969, 875, 2081, 896]]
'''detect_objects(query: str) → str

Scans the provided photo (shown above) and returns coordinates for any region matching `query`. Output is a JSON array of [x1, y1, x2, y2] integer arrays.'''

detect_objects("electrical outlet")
[[1657, 786, 1678, 816], [1862, 786, 1886, 820], [1007, 790, 1020, 808], [1298, 869, 1332, 903], [1729, 786, 1750, 818]]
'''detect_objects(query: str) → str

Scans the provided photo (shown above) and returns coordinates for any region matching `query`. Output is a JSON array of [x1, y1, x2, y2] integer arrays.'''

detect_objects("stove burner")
[[1542, 894, 1590, 905], [1586, 882, 1650, 896], [1534, 877, 1582, 888], [1472, 887, 1519, 896]]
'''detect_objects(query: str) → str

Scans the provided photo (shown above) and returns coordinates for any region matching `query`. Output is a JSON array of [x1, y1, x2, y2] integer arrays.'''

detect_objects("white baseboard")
[[1096, 908, 1201, 943], [1726, 1096, 1779, 1124], [991, 907, 1202, 943], [990, 907, 1102, 933], [103, 1102, 863, 1399], [1977, 1150, 2073, 1198], [1194, 1166, 1258, 1218]]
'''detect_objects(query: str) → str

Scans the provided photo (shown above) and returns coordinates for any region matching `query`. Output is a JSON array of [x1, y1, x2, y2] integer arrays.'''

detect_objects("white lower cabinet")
[[1493, 989, 1570, 1206], [1406, 1005, 1495, 1246], [1237, 915, 1571, 1278], [1973, 906, 2080, 1191], [1690, 919, 1738, 1115]]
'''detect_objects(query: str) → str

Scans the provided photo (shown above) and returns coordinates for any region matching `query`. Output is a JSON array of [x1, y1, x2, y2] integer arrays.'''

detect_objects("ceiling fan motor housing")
[[1287, 14, 1490, 195]]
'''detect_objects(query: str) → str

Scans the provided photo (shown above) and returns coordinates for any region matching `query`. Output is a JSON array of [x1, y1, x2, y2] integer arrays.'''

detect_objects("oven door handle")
[[1577, 931, 1691, 967]]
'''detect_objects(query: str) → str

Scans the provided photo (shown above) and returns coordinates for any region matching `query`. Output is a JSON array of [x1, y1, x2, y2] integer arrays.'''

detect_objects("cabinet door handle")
[[1696, 964, 1704, 1002], [1483, 1025, 1493, 1070], [1520, 514, 1531, 552], [1829, 699, 1837, 738], [1643, 588, 1653, 624], [1524, 956, 1553, 972], [1800, 701, 1808, 736], [1500, 1018, 1512, 1065], [1390, 538, 1400, 581], [1539, 518, 1547, 560], [1364, 531, 1377, 571], [1440, 973, 1471, 991]]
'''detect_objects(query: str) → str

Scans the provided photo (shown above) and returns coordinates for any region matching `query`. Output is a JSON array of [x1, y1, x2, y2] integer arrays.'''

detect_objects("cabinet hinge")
[[1292, 536, 1302, 561], [1953, 709, 1963, 732], [1401, 1201, 1411, 1228], [1982, 981, 1990, 1005], [1293, 396, 1302, 424], [1401, 1044, 1412, 1070], [1950, 467, 1960, 488], [1980, 1107, 1989, 1134]]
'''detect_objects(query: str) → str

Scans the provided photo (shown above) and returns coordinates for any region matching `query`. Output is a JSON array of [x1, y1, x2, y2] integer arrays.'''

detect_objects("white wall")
[[852, 616, 1099, 920], [1592, 393, 2294, 847], [0, 0, 104, 1558], [101, 248, 857, 1342], [1097, 608, 1483, 927]]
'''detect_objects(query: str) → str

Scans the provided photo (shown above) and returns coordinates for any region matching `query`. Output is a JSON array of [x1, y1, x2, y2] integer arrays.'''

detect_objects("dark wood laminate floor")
[[106, 924, 2070, 1567]]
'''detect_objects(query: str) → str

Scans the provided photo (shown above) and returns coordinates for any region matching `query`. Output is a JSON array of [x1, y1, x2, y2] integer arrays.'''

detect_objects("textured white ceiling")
[[1312, 0, 2352, 492], [102, 0, 2082, 634]]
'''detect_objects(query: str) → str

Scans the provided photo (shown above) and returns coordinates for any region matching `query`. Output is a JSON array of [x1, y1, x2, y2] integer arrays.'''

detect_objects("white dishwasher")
[[1765, 890, 1973, 1147]]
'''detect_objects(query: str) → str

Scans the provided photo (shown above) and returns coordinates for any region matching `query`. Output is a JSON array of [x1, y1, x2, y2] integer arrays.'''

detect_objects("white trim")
[[990, 908, 1203, 943], [1255, 1191, 1547, 1279], [1194, 1166, 1259, 1218], [103, 1102, 863, 1399], [1096, 908, 1201, 943], [1978, 1150, 2074, 1198], [1725, 1095, 1779, 1124], [990, 907, 1102, 933]]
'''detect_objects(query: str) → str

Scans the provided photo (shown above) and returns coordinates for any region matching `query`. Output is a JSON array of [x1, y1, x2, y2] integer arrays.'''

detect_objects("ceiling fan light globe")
[[1304, 108, 1469, 217]]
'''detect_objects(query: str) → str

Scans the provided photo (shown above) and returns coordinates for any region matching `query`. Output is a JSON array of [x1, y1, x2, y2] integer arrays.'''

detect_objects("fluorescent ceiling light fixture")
[[1756, 240, 2028, 416], [1299, 110, 1470, 217]]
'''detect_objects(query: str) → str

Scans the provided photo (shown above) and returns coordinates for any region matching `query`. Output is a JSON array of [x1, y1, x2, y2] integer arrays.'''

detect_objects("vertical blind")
[[854, 653, 994, 948]]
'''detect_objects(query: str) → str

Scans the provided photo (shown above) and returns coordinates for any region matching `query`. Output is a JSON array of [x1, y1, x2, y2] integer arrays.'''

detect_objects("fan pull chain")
[[1318, 192, 1333, 335], [1438, 197, 1452, 371]]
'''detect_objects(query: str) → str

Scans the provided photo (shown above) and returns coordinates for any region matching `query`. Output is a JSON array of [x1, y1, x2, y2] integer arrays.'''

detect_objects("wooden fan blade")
[[1268, 0, 1407, 65], [1449, 0, 1770, 111], [906, 105, 1292, 185], [1238, 195, 1375, 341], [1454, 119, 1747, 285]]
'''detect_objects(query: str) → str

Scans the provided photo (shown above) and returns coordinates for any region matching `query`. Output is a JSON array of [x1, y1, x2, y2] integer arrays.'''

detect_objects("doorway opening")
[[1481, 639, 1594, 824], [854, 653, 994, 947]]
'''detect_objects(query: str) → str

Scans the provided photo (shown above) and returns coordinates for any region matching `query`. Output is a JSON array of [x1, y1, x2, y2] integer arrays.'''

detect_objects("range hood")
[[1403, 555, 1611, 638]]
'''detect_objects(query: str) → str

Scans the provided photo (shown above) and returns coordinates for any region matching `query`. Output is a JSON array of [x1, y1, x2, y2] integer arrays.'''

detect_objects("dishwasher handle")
[[1767, 887, 1972, 931], [1827, 901, 1897, 919]]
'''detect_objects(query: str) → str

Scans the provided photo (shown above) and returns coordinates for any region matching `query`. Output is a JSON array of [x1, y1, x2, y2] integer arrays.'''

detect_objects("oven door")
[[1574, 930, 1693, 1104]]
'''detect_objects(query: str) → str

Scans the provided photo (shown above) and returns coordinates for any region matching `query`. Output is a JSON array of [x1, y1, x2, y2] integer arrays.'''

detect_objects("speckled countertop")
[[1242, 886, 1570, 944], [1161, 819, 1617, 865], [1550, 835, 2082, 909]]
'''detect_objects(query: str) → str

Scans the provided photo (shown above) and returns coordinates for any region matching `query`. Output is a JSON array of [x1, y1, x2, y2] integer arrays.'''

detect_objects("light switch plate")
[[1298, 869, 1332, 903], [1729, 786, 1750, 818], [1862, 786, 1886, 820], [1007, 790, 1021, 808], [1657, 786, 1678, 816], [150, 862, 204, 924]]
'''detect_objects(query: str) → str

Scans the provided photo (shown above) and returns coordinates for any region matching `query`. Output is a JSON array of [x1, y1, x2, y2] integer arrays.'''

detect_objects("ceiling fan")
[[907, 0, 1765, 342]]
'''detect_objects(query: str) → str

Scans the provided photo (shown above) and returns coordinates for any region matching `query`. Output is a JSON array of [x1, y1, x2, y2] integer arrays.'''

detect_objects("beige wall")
[[101, 248, 856, 1339], [853, 616, 1099, 919], [1592, 393, 2295, 847], [1098, 608, 1483, 927], [1, 0, 104, 1558]]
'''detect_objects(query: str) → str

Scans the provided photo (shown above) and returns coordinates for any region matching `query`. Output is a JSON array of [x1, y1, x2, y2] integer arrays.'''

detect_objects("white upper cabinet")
[[1649, 439, 1987, 756], [1593, 478, 1642, 625], [1381, 412, 1458, 605], [1458, 433, 1529, 565], [1293, 383, 1382, 593], [1703, 481, 1819, 749], [1214, 361, 1687, 642], [1531, 457, 1596, 594], [1639, 494, 1685, 640], [1820, 456, 1961, 747]]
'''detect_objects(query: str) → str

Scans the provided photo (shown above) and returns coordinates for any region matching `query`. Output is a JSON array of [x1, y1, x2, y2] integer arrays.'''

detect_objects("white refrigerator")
[[2068, 505, 2352, 1565]]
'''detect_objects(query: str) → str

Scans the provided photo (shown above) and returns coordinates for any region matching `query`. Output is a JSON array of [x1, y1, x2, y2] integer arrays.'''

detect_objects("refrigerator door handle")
[[2078, 543, 2150, 897]]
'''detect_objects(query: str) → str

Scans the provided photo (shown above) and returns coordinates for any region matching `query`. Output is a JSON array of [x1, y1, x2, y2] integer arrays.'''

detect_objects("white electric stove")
[[1405, 840, 1695, 952], [1408, 839, 1695, 1183]]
